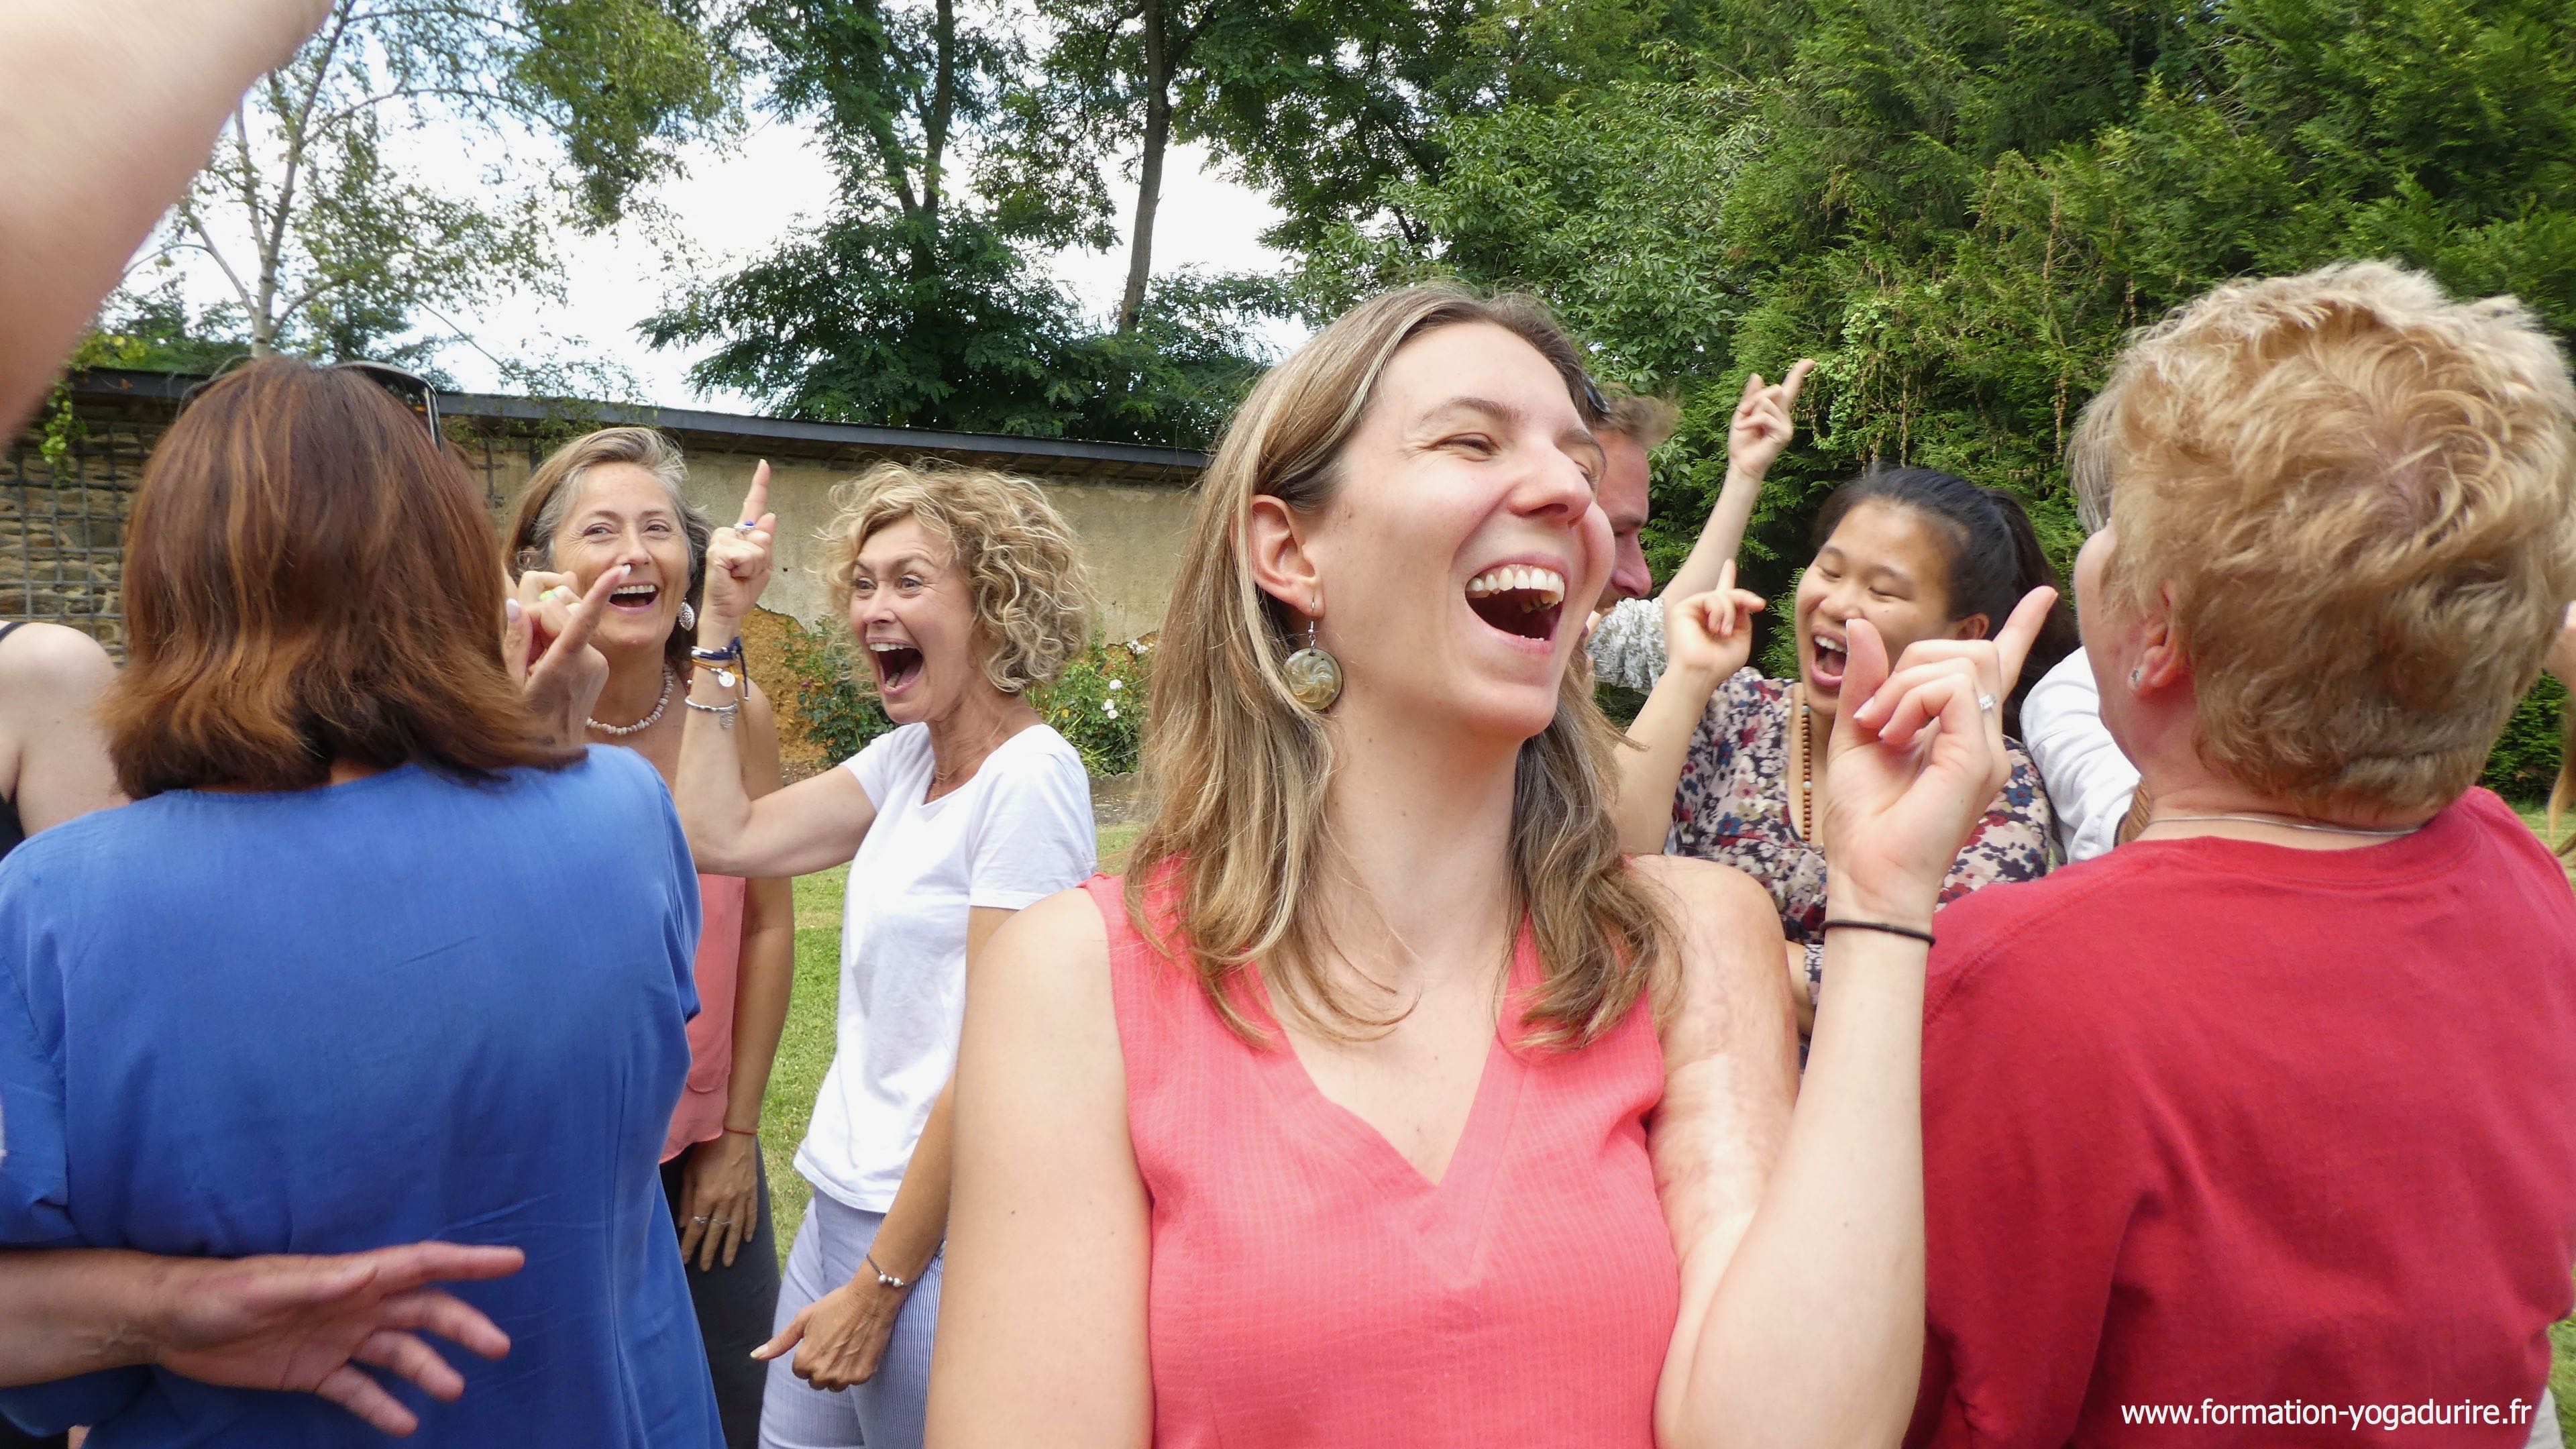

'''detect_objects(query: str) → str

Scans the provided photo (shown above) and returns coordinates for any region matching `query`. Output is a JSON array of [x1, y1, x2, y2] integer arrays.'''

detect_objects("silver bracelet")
[[864, 1252, 912, 1290], [684, 696, 740, 730]]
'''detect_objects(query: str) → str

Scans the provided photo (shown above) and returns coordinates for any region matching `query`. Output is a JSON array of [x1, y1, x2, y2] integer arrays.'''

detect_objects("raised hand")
[[1817, 588, 2057, 926], [1725, 358, 1815, 484], [1662, 559, 1770, 685], [504, 565, 621, 748], [147, 1242, 524, 1438], [702, 460, 777, 633]]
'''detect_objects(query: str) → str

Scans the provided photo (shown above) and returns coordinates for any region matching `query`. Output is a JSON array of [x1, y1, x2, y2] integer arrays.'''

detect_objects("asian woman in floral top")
[[1610, 366, 2079, 1034]]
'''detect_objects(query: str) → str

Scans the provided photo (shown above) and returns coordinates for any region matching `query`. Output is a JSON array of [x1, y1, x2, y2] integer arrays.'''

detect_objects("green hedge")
[[2483, 676, 2567, 804]]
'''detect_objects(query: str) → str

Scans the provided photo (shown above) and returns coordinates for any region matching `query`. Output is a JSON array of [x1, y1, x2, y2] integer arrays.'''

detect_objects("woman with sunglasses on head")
[[924, 286, 2055, 1448], [1609, 370, 2077, 1037], [506, 428, 794, 1449], [0, 359, 721, 1447]]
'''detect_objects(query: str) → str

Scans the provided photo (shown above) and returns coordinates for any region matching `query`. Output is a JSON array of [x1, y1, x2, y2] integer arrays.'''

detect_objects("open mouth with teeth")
[[1464, 564, 1567, 643], [1809, 629, 1849, 690], [867, 639, 926, 696], [608, 581, 661, 612]]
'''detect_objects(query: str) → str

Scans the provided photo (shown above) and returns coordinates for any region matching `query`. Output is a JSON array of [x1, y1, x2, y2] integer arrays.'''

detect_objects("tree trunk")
[[1117, 0, 1173, 334]]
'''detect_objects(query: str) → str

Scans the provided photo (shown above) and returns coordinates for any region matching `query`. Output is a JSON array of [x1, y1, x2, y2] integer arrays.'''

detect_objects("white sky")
[[354, 114, 1303, 413]]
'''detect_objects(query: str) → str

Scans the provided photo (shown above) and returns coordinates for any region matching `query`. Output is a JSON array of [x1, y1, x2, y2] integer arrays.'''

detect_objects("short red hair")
[[106, 359, 576, 796]]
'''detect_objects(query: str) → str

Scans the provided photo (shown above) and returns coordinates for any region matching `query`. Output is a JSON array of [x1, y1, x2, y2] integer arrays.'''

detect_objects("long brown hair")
[[1126, 286, 1674, 1049], [105, 359, 577, 796]]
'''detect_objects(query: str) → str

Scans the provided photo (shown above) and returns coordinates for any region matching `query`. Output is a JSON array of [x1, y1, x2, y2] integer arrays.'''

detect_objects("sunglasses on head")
[[333, 360, 442, 438], [191, 356, 443, 439]]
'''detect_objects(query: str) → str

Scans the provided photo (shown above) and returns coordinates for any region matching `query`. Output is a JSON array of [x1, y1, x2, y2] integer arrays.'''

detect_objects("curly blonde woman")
[[675, 461, 1099, 1449], [924, 286, 2054, 1449]]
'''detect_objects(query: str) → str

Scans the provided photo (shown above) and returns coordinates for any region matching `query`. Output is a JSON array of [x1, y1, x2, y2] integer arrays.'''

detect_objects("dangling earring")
[[678, 601, 697, 632], [1282, 616, 1343, 711]]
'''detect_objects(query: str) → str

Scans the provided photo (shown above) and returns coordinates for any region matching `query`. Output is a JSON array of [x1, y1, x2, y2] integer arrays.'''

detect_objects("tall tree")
[[143, 0, 734, 370], [650, 0, 1277, 443], [1024, 0, 1197, 333], [1291, 0, 2576, 776]]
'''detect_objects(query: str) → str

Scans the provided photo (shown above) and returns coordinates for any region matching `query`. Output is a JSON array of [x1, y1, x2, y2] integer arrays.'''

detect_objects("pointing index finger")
[[738, 460, 771, 529], [551, 564, 624, 660], [1992, 586, 2059, 694], [1779, 358, 1816, 406]]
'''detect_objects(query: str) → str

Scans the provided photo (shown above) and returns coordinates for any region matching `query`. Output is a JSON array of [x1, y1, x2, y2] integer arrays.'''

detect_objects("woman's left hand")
[[1662, 559, 1769, 686], [678, 1132, 760, 1271], [754, 1271, 911, 1391], [501, 565, 619, 747], [1820, 588, 2057, 926]]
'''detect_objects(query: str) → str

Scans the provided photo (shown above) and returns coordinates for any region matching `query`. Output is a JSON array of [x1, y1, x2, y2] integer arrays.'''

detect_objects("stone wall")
[[0, 421, 155, 653], [6, 405, 1200, 663], [464, 445, 1197, 643]]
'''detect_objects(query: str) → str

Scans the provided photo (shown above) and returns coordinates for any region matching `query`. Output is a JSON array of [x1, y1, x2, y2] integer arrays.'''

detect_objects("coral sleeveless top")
[[661, 872, 747, 1161], [1086, 874, 1678, 1448]]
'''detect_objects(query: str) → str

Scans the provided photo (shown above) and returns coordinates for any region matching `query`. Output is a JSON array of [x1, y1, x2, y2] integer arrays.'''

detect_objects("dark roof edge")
[[63, 368, 1211, 476]]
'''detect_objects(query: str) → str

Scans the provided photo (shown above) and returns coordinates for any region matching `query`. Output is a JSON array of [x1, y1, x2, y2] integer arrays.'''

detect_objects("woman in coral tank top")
[[930, 288, 2055, 1449]]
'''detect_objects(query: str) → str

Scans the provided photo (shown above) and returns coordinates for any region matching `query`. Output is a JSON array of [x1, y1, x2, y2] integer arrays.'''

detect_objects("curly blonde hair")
[[817, 462, 1093, 694], [2071, 261, 2576, 817]]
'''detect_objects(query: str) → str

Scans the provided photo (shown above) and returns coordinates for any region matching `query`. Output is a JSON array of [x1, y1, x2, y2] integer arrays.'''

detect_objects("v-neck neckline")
[[1237, 924, 1538, 1275]]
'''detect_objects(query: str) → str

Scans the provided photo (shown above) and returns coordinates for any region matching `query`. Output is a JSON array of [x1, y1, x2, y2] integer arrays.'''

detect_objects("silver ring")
[[712, 1218, 735, 1228], [737, 520, 759, 531], [690, 1215, 712, 1225], [1976, 692, 1998, 714]]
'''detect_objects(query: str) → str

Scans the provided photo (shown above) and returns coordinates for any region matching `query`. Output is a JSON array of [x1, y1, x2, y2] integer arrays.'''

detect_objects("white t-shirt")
[[2020, 649, 2141, 863], [794, 722, 1096, 1212]]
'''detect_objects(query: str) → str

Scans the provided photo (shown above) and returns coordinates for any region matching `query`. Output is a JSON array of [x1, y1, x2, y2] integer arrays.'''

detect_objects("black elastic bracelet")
[[1819, 918, 1936, 947]]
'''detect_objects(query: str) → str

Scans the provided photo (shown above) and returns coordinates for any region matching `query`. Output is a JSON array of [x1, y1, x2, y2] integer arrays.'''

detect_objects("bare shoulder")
[[961, 885, 1126, 1119], [0, 623, 114, 692], [1627, 853, 1782, 940], [975, 886, 1118, 1034], [1627, 854, 1792, 1059]]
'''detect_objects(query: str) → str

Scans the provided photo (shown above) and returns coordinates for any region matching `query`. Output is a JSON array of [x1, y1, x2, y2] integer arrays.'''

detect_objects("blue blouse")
[[0, 748, 720, 1447]]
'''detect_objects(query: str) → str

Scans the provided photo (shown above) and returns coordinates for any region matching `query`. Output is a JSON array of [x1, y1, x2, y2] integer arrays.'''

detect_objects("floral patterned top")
[[1668, 667, 2053, 1011]]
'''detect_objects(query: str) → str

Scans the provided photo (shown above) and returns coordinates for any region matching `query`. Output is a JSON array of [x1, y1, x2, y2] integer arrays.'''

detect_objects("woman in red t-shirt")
[[1909, 262, 2576, 1447]]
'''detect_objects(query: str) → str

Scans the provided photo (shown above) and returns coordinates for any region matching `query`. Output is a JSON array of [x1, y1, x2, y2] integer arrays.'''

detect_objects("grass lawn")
[[764, 817, 2576, 1439], [759, 822, 1140, 1263]]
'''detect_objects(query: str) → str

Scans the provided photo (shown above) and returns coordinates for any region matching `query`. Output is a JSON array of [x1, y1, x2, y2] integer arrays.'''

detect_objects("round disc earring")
[[1283, 619, 1344, 711]]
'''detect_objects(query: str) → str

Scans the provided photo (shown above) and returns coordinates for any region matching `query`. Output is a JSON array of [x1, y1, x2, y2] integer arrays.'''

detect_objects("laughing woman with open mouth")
[[1607, 404, 2081, 1036], [674, 462, 1097, 1449]]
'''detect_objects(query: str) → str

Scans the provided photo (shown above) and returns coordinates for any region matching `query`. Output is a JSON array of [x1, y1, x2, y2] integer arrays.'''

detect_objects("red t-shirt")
[[1907, 789, 2576, 1447]]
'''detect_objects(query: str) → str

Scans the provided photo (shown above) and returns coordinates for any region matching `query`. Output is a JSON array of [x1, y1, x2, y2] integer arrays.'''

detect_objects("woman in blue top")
[[0, 360, 724, 1447]]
